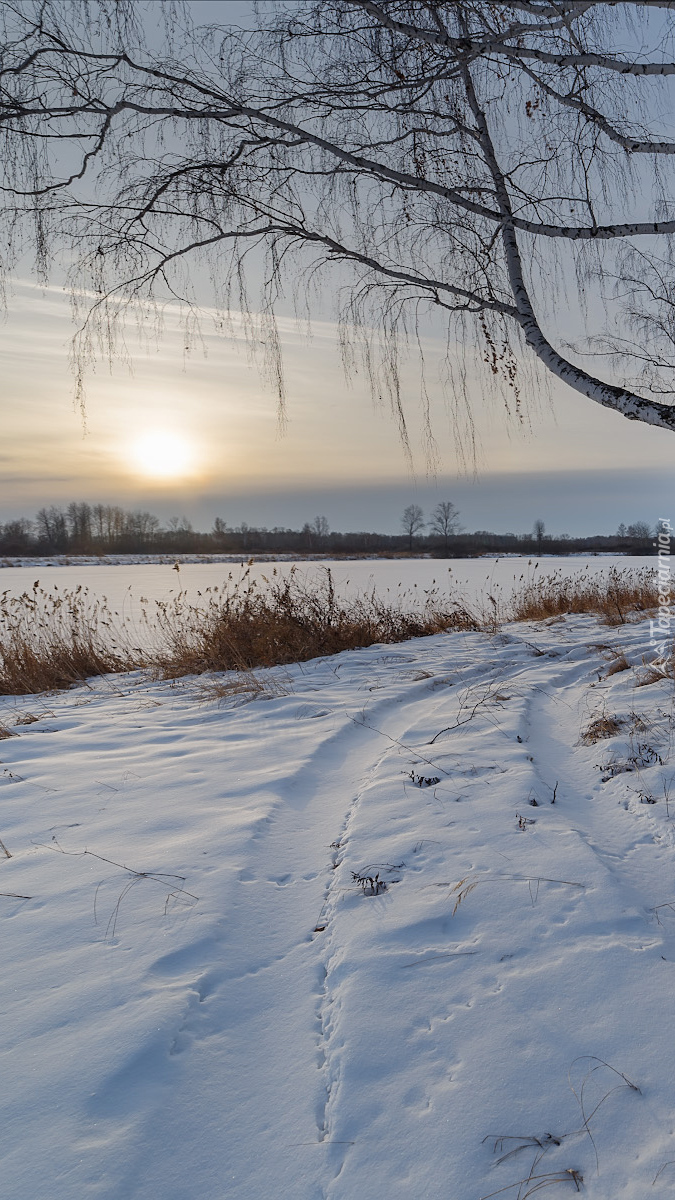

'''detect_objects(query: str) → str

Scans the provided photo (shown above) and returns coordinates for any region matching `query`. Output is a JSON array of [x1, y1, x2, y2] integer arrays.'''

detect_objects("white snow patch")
[[1, 615, 674, 1197]]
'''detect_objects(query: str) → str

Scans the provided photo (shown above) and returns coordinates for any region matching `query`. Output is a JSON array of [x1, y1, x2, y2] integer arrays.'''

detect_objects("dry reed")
[[0, 584, 135, 694], [149, 567, 479, 677], [0, 565, 665, 695], [509, 566, 658, 625]]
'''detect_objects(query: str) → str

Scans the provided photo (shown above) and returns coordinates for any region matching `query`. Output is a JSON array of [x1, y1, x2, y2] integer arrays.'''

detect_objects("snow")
[[0, 552, 633, 570], [2, 613, 675, 1197], [0, 552, 339, 568], [0, 554, 657, 620]]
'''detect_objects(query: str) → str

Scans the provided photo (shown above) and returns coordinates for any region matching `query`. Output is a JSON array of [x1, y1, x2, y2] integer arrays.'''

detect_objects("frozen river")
[[0, 555, 659, 619]]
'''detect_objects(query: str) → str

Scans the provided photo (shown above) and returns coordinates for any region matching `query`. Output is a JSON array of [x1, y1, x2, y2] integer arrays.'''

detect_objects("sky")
[[2, 277, 673, 537], [2, 3, 675, 538]]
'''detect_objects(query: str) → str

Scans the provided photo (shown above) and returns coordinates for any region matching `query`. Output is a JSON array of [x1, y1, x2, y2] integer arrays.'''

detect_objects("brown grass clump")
[[581, 714, 625, 744], [150, 567, 479, 677], [604, 652, 631, 677], [195, 668, 292, 704], [0, 584, 135, 695], [636, 646, 675, 687], [509, 567, 658, 625]]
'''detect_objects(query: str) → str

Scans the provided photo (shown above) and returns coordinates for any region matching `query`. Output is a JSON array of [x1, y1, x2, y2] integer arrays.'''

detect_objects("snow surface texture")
[[1, 615, 674, 1198]]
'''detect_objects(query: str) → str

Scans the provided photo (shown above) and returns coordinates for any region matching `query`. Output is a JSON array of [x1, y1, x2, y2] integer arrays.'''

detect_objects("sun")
[[130, 431, 195, 480]]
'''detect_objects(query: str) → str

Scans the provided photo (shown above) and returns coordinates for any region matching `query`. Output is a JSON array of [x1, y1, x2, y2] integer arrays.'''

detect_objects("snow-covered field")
[[2, 612, 675, 1198]]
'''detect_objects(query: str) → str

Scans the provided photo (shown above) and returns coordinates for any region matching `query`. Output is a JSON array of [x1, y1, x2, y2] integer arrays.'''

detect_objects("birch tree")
[[3, 1, 675, 436]]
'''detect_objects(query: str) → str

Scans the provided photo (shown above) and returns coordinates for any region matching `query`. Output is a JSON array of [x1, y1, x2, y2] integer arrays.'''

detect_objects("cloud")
[[4, 277, 675, 532]]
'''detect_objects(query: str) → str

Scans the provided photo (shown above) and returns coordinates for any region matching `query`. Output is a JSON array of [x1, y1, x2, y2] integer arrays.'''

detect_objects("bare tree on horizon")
[[401, 503, 425, 551], [429, 500, 462, 554]]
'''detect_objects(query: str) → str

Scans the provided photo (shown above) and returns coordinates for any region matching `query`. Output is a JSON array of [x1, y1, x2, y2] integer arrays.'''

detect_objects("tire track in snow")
[[312, 736, 394, 1158], [521, 641, 674, 953], [306, 658, 524, 1191]]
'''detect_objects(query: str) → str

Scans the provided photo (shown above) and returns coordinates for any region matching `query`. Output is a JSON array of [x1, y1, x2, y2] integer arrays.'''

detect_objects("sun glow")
[[130, 431, 195, 480]]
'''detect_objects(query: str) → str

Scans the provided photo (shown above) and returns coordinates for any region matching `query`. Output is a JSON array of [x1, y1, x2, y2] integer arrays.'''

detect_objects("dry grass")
[[581, 713, 625, 744], [0, 565, 666, 695], [149, 568, 479, 678], [0, 570, 478, 694], [0, 585, 135, 694], [195, 668, 292, 704], [604, 652, 631, 677], [636, 645, 675, 686], [509, 567, 658, 625]]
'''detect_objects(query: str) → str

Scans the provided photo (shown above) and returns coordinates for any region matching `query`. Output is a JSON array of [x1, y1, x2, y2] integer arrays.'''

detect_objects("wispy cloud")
[[3, 277, 674, 530]]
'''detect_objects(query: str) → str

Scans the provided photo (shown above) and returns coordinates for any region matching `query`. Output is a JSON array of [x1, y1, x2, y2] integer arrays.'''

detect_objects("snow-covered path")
[[2, 616, 675, 1198]]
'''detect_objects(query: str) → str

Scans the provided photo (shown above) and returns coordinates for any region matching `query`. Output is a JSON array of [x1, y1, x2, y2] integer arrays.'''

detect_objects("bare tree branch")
[[3, 0, 675, 436]]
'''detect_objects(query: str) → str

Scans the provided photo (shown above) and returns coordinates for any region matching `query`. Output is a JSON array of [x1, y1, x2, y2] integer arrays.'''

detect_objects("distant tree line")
[[0, 501, 667, 558]]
